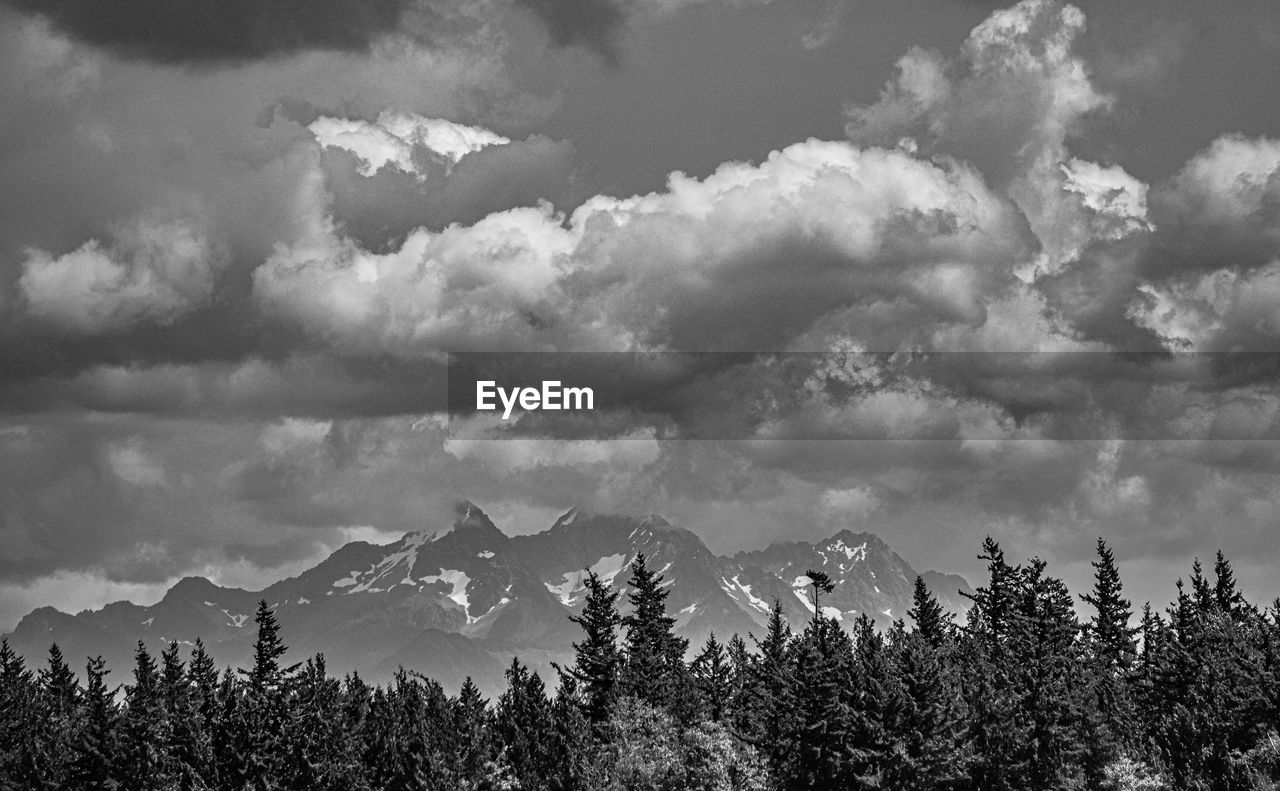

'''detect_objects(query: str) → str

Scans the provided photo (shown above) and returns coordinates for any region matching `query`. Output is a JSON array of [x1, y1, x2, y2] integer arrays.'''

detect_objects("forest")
[[2, 537, 1280, 791]]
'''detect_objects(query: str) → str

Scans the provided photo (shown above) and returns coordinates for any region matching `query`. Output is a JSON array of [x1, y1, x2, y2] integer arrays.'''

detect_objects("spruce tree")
[[36, 643, 79, 786], [237, 600, 294, 789], [619, 553, 690, 713], [451, 677, 493, 783], [1079, 538, 1137, 780], [1012, 559, 1087, 791], [1213, 550, 1249, 618], [0, 640, 36, 784], [886, 628, 967, 789], [908, 575, 953, 649], [119, 641, 175, 790], [960, 537, 1027, 791], [494, 658, 555, 791], [745, 598, 796, 778], [69, 656, 118, 791], [691, 632, 732, 722], [1081, 538, 1137, 671], [566, 570, 622, 726]]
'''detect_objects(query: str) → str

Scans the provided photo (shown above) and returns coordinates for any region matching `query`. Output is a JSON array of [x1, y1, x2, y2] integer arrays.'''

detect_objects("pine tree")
[[40, 643, 79, 715], [68, 655, 118, 790], [691, 633, 733, 722], [36, 642, 79, 786], [159, 640, 214, 790], [804, 569, 835, 628], [886, 628, 967, 789], [743, 598, 796, 780], [0, 640, 37, 785], [565, 571, 622, 726], [908, 575, 953, 649], [494, 658, 555, 791], [119, 641, 175, 790], [619, 553, 690, 714], [286, 653, 366, 791], [844, 613, 899, 789], [1012, 559, 1087, 791], [547, 675, 594, 791], [960, 537, 1027, 791], [236, 600, 294, 789], [451, 677, 493, 784], [1079, 538, 1137, 781], [1213, 550, 1249, 618], [1081, 538, 1137, 671]]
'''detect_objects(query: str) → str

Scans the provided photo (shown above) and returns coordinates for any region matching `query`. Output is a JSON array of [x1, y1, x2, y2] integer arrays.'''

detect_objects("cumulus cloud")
[[309, 112, 511, 177], [257, 138, 1028, 358], [846, 0, 1128, 274], [19, 214, 222, 333]]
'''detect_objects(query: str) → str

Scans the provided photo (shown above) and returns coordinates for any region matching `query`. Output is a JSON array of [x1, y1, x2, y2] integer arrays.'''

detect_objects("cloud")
[[515, 0, 630, 64], [0, 0, 433, 65], [256, 138, 1029, 360], [847, 0, 1120, 273], [19, 213, 222, 333], [309, 112, 511, 177]]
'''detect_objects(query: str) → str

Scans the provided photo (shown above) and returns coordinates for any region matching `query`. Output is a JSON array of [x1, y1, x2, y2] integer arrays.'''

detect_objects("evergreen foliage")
[[4, 539, 1280, 790]]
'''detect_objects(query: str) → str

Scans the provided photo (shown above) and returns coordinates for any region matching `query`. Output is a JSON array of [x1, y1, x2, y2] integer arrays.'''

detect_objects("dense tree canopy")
[[4, 539, 1280, 790]]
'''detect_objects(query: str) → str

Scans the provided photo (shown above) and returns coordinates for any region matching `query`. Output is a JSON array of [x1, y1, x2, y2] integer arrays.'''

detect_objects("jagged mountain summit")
[[5, 503, 971, 695]]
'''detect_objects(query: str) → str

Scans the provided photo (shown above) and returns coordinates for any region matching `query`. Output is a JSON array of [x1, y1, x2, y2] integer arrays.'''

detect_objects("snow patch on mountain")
[[544, 552, 630, 606], [421, 569, 471, 610], [720, 575, 771, 614]]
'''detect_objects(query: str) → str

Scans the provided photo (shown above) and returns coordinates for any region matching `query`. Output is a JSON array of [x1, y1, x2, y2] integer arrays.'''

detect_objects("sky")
[[3, 0, 1280, 630]]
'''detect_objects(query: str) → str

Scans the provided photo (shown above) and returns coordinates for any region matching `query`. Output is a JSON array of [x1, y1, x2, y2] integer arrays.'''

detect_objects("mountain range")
[[5, 503, 972, 696]]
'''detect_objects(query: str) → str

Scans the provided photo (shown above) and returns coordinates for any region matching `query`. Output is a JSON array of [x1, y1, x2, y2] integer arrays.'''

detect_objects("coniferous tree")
[[908, 575, 953, 649], [844, 613, 900, 788], [886, 628, 967, 789], [891, 579, 967, 789], [1079, 538, 1137, 781], [0, 640, 37, 785], [451, 677, 493, 782], [565, 571, 622, 726], [236, 600, 294, 789], [119, 641, 174, 790], [619, 553, 692, 716], [960, 537, 1026, 791], [547, 674, 594, 791], [743, 599, 796, 781], [35, 643, 79, 787], [691, 632, 732, 722], [494, 658, 555, 791], [1214, 550, 1249, 619], [803, 569, 835, 628], [1082, 538, 1138, 671], [68, 656, 118, 791], [1012, 559, 1087, 791]]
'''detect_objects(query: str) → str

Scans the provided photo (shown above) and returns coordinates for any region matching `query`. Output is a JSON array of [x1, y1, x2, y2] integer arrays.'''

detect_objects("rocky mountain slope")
[[5, 503, 971, 695]]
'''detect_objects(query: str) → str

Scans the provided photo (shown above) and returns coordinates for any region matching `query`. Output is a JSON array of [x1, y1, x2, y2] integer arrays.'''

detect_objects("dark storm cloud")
[[1, 0, 428, 64], [515, 0, 629, 64]]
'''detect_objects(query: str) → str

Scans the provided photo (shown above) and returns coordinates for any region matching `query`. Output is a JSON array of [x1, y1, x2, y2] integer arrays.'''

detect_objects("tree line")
[[3, 537, 1280, 790]]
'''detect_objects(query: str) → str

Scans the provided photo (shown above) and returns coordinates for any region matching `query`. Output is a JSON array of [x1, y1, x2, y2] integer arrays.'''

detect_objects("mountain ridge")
[[5, 503, 972, 696]]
